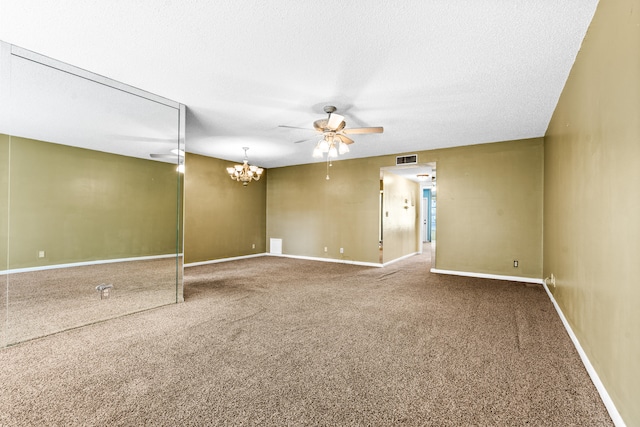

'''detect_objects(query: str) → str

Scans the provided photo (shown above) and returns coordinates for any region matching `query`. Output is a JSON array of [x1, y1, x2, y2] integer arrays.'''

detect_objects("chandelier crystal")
[[226, 147, 263, 187]]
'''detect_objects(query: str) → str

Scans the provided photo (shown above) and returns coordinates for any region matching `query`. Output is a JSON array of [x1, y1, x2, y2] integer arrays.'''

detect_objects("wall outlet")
[[324, 246, 328, 252], [340, 247, 344, 254], [252, 243, 255, 249], [550, 273, 556, 288], [513, 260, 518, 268], [38, 250, 46, 258]]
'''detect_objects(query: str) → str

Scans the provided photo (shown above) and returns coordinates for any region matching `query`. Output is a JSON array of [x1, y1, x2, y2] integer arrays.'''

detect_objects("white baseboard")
[[266, 253, 382, 268], [382, 252, 419, 267], [431, 267, 624, 425], [542, 283, 626, 427], [185, 251, 424, 269], [1, 253, 182, 275], [430, 268, 543, 284], [184, 253, 266, 267]]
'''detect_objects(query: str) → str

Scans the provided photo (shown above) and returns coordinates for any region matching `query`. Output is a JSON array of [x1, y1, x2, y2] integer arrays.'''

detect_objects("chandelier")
[[226, 147, 264, 187]]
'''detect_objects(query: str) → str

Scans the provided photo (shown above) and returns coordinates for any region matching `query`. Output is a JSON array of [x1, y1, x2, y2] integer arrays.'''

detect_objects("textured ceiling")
[[0, 1, 598, 169]]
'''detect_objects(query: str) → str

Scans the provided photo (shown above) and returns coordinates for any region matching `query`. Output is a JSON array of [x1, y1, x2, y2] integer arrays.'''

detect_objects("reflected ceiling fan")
[[279, 105, 383, 159], [149, 148, 185, 173]]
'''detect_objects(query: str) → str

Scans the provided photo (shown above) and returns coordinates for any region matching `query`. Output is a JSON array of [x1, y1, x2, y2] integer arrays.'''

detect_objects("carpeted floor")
[[1, 258, 178, 345], [0, 249, 613, 426]]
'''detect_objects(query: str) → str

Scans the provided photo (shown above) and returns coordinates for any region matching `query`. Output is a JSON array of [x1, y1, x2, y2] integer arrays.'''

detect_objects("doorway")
[[422, 189, 431, 243], [379, 162, 436, 263]]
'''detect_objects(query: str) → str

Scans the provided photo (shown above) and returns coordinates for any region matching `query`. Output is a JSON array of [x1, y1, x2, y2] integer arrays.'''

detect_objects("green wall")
[[4, 135, 180, 269], [267, 137, 543, 276], [433, 138, 543, 278], [0, 134, 8, 271], [267, 158, 382, 263], [183, 153, 266, 264], [544, 0, 640, 423], [183, 138, 542, 275]]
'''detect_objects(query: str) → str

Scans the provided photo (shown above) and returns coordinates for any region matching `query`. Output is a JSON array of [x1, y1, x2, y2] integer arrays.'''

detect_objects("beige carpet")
[[0, 250, 613, 426], [1, 258, 178, 345]]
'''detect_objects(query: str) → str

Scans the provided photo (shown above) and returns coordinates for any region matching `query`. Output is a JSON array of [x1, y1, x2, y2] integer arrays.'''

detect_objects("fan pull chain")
[[326, 157, 330, 180]]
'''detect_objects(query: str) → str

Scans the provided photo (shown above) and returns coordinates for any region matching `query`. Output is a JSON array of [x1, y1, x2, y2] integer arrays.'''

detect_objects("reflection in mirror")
[[0, 42, 184, 347]]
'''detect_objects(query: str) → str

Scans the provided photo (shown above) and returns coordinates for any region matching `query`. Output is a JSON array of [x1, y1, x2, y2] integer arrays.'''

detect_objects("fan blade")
[[278, 125, 314, 131], [336, 134, 354, 145], [293, 138, 313, 144], [343, 126, 384, 135], [326, 113, 345, 130], [150, 153, 179, 160]]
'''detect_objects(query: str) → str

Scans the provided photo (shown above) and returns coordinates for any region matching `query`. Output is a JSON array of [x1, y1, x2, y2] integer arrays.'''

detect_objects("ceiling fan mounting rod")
[[323, 105, 337, 114]]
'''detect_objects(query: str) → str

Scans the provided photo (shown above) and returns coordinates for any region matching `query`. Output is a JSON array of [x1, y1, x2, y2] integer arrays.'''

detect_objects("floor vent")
[[396, 154, 417, 165], [270, 238, 282, 255]]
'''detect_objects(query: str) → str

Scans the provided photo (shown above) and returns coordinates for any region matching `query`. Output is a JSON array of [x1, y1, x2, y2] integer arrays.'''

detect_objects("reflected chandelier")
[[226, 147, 264, 187]]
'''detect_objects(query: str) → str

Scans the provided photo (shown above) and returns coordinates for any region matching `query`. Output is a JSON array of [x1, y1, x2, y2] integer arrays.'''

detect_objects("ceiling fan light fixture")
[[312, 145, 323, 158], [328, 145, 338, 158], [319, 138, 330, 153], [338, 142, 349, 154]]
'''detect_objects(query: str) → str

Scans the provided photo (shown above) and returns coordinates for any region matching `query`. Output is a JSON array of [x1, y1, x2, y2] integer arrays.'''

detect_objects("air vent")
[[396, 154, 417, 165]]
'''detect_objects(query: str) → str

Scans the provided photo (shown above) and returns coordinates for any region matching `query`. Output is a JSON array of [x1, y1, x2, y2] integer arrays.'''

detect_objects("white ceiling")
[[0, 1, 598, 169], [0, 50, 182, 162]]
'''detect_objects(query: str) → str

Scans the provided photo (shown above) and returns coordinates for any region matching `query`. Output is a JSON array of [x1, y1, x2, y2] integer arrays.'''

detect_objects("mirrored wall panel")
[[0, 42, 184, 347]]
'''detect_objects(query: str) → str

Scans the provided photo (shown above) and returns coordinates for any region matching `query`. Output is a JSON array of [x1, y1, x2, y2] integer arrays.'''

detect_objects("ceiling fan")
[[280, 105, 383, 157], [280, 105, 383, 179], [150, 148, 185, 173]]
